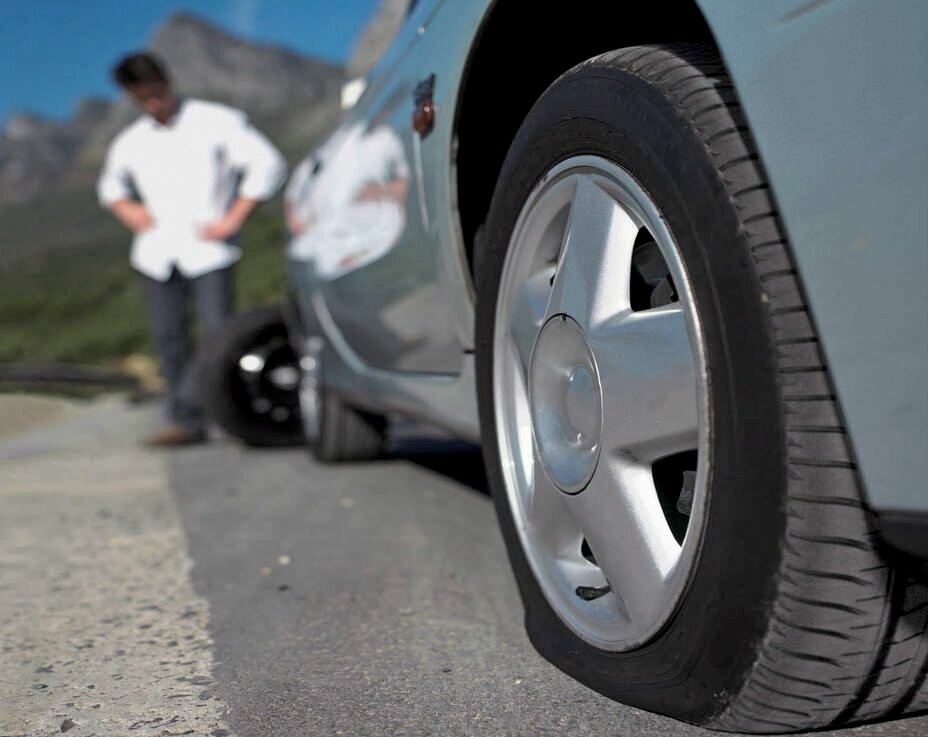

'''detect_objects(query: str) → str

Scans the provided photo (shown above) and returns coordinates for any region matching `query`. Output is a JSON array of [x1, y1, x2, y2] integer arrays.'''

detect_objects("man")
[[97, 52, 286, 446]]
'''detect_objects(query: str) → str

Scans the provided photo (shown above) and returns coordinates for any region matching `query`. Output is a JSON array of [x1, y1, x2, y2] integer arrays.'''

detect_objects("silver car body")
[[286, 0, 927, 520]]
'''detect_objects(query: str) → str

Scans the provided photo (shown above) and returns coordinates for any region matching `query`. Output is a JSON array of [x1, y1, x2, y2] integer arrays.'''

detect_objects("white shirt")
[[97, 98, 286, 281]]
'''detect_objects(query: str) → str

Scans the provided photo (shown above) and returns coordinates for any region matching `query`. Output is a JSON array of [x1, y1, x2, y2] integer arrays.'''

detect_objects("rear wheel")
[[313, 355, 387, 463], [202, 306, 305, 447], [475, 44, 928, 732]]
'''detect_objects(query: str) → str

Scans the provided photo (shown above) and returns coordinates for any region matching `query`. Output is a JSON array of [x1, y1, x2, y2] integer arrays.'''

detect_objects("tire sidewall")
[[475, 62, 788, 722]]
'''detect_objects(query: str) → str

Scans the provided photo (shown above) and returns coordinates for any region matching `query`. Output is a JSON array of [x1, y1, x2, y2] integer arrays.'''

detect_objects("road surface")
[[1, 396, 925, 737]]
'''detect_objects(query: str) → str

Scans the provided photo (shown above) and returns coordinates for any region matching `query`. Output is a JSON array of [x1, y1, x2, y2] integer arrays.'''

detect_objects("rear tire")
[[202, 306, 305, 447], [474, 44, 928, 733], [313, 384, 386, 463]]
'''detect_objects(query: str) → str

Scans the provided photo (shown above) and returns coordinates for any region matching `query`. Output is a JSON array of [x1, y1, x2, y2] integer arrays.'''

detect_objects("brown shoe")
[[143, 425, 207, 448]]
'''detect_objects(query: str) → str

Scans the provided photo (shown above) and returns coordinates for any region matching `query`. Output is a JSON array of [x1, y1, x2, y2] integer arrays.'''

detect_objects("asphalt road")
[[2, 397, 927, 737]]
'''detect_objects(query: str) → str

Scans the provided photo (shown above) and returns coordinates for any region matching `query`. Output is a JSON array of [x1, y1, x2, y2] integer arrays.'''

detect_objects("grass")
[[0, 198, 289, 366]]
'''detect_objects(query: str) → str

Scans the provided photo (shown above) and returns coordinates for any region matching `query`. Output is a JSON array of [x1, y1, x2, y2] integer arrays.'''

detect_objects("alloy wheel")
[[492, 156, 710, 651]]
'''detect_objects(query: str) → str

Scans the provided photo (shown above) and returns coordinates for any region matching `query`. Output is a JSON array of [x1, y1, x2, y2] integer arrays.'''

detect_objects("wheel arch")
[[452, 0, 718, 281]]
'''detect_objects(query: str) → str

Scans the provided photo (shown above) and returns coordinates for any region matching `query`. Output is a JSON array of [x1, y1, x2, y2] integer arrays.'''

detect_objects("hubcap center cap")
[[565, 364, 597, 441], [529, 315, 603, 494]]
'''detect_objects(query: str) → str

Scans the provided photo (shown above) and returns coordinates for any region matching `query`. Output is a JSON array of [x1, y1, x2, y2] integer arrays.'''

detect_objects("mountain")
[[0, 13, 345, 205], [0, 99, 114, 206], [152, 13, 343, 115]]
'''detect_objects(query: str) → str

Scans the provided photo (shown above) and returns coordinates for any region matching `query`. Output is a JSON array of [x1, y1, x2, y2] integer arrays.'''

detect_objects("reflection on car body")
[[286, 121, 409, 280]]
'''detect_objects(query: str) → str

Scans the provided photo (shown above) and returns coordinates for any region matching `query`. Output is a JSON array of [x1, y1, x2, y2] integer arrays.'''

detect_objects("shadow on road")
[[389, 437, 489, 496]]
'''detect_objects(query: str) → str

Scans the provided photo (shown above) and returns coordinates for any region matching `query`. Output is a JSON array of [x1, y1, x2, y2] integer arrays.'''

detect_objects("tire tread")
[[584, 44, 927, 732]]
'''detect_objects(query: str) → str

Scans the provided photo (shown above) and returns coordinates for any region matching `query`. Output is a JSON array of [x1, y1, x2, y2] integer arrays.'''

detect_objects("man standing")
[[98, 52, 286, 446]]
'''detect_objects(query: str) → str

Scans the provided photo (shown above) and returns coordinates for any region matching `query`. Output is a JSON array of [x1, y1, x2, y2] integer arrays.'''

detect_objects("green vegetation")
[[0, 196, 288, 366]]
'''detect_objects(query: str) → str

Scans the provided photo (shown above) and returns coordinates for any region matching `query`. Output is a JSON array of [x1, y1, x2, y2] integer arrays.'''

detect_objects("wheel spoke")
[[592, 305, 699, 462], [546, 176, 639, 330], [504, 338, 536, 491], [563, 458, 680, 624], [510, 267, 554, 376], [527, 455, 581, 556]]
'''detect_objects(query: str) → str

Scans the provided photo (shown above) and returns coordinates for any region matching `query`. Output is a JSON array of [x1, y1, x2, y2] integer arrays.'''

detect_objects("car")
[[205, 1, 928, 732]]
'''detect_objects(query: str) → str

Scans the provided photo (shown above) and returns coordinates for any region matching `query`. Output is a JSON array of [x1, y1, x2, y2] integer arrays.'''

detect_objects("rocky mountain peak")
[[3, 114, 56, 142], [72, 99, 115, 132], [150, 12, 344, 117]]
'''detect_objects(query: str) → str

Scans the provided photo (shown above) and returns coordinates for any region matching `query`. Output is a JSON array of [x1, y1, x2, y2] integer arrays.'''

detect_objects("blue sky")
[[0, 0, 380, 126]]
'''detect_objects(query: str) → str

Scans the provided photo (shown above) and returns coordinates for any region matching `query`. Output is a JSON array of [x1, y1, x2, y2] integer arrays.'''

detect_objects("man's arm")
[[200, 113, 287, 241], [98, 137, 153, 233], [199, 197, 259, 241], [109, 199, 154, 233]]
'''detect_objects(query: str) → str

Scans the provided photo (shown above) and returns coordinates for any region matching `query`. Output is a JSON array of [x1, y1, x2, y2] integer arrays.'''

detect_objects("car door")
[[314, 0, 464, 375]]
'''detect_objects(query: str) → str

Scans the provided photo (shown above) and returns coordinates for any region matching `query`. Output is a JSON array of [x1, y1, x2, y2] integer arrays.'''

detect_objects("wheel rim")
[[236, 333, 302, 428], [492, 156, 710, 651]]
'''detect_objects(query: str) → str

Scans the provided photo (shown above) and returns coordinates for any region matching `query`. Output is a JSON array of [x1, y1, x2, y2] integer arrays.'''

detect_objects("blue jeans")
[[140, 266, 235, 432]]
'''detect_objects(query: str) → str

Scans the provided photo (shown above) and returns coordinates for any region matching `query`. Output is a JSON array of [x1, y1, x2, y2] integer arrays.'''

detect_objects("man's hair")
[[112, 52, 170, 88]]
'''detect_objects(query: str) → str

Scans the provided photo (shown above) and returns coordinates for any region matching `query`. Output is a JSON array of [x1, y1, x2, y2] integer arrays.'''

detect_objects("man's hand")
[[199, 197, 259, 241], [110, 200, 155, 233], [199, 213, 244, 241]]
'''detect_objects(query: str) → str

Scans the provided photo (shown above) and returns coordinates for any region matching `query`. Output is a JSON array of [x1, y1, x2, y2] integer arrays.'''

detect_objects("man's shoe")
[[143, 425, 207, 448]]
